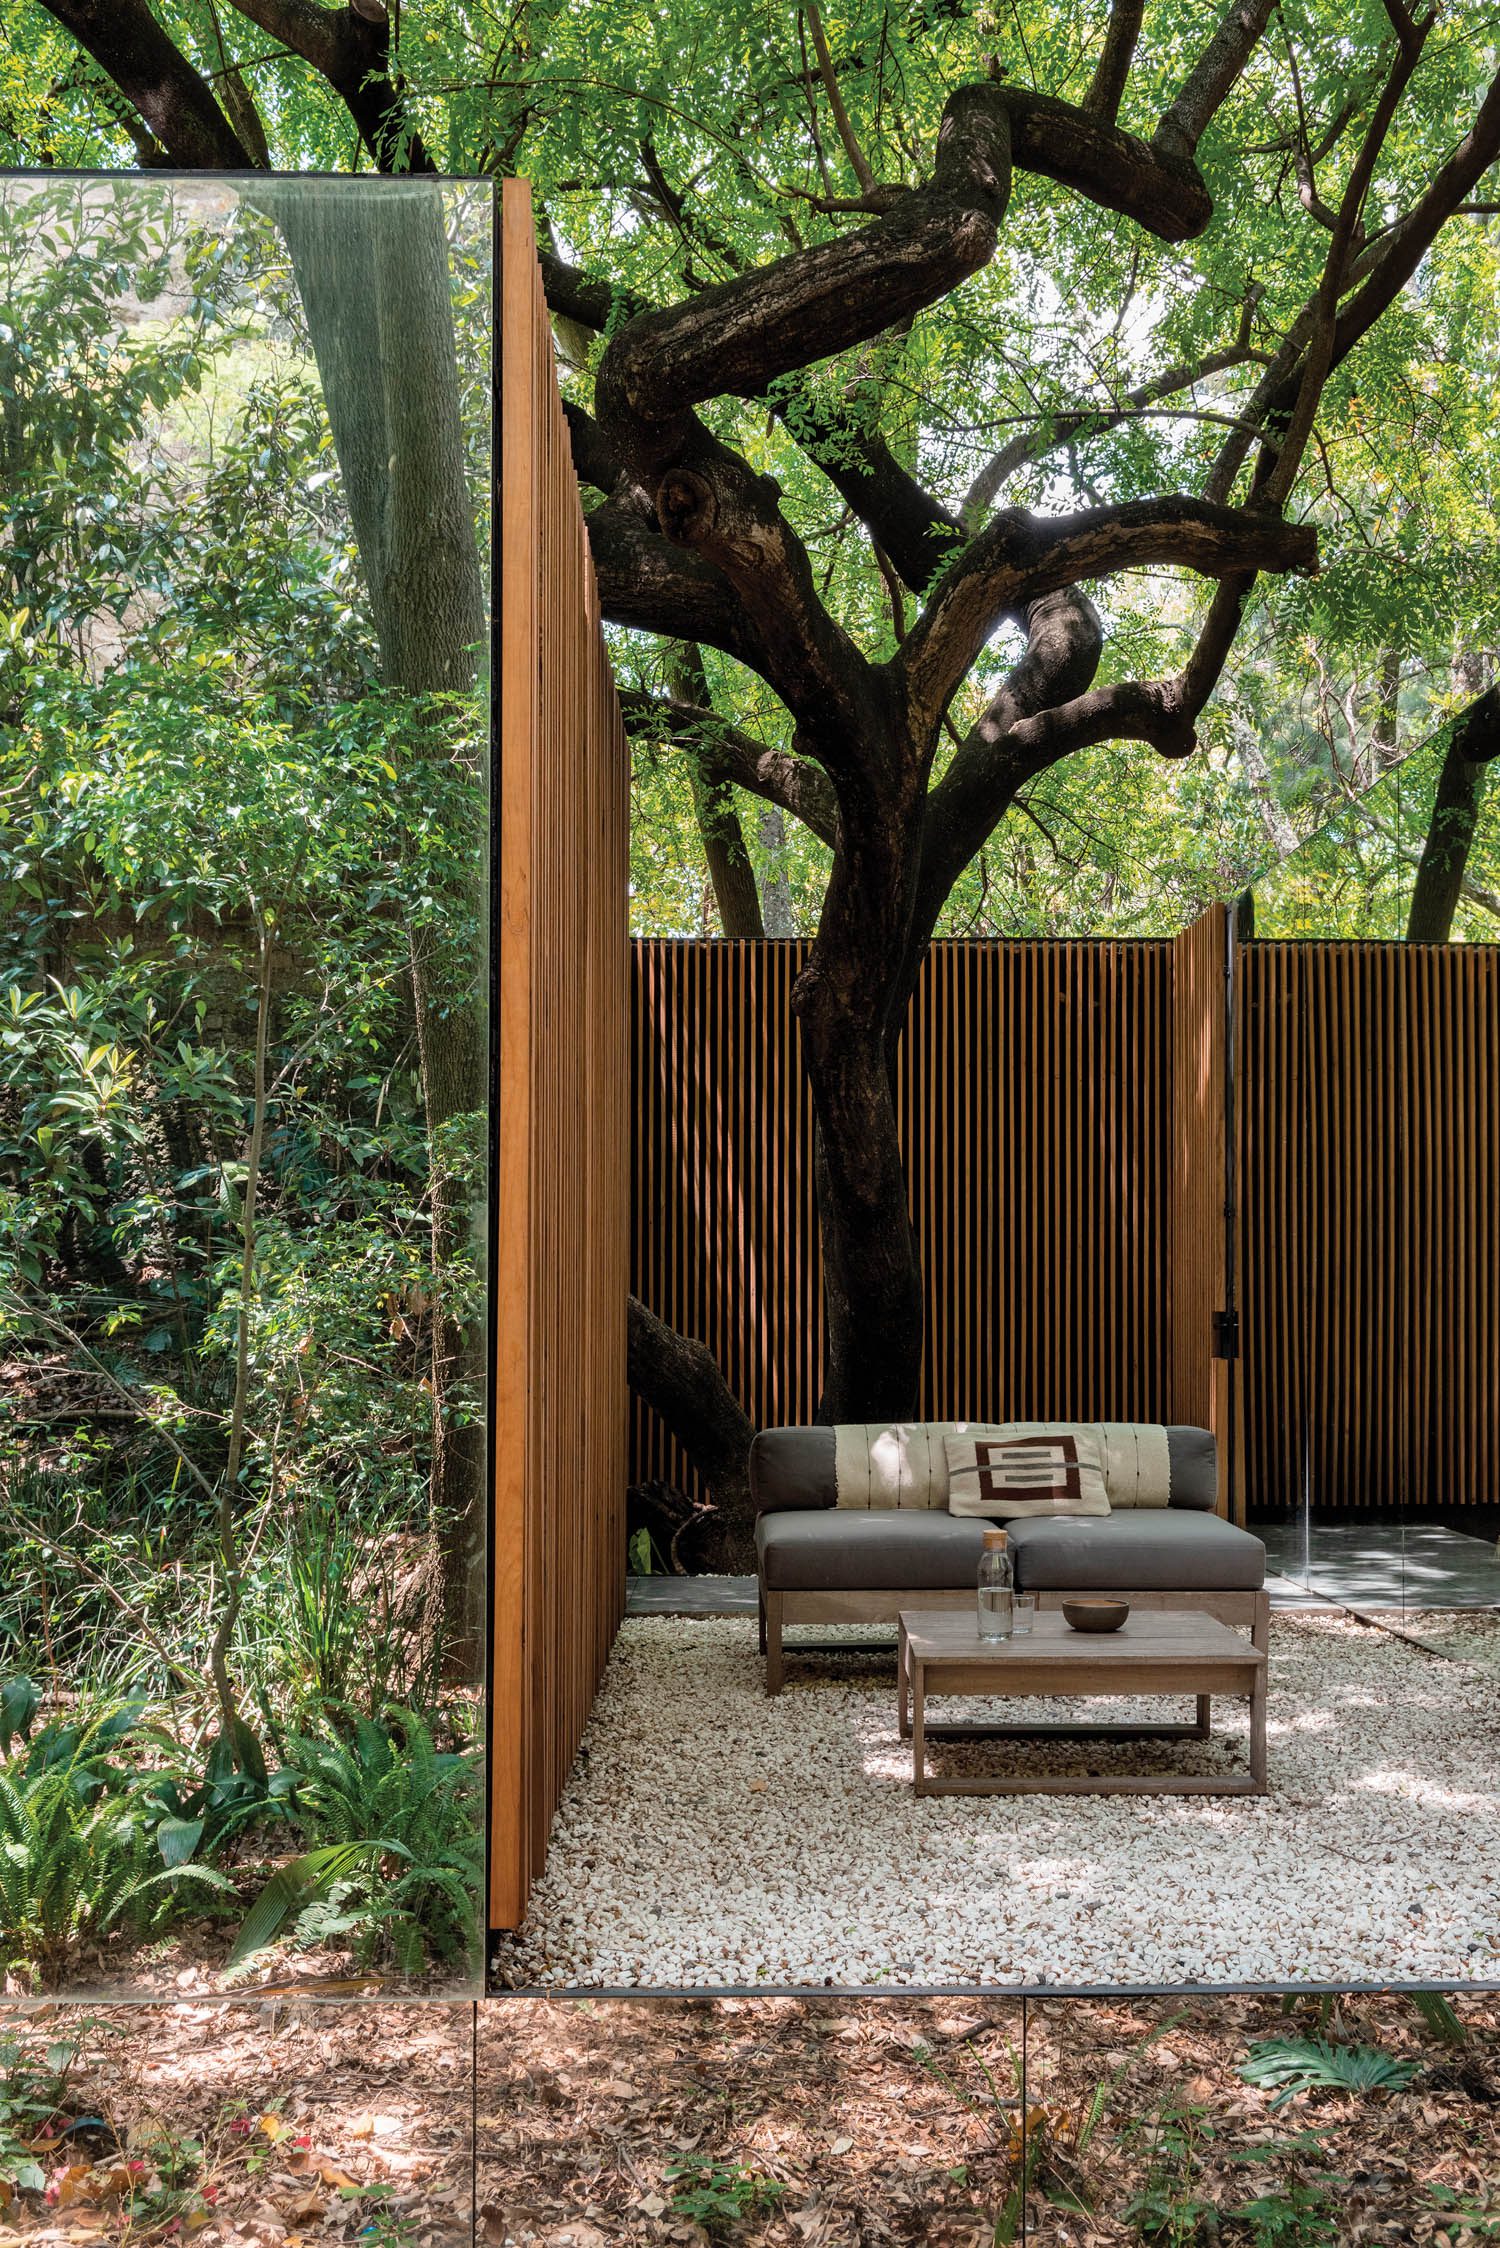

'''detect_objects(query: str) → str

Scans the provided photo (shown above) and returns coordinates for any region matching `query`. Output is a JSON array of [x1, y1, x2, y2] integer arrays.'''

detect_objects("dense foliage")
[[3, 5, 1497, 940], [0, 177, 488, 1985]]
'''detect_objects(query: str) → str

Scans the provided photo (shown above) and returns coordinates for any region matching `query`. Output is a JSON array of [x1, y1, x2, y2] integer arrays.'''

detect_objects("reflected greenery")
[[0, 176, 490, 1990]]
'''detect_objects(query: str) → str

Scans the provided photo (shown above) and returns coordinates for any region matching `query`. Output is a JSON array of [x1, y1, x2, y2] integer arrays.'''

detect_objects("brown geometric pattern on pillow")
[[945, 1426, 1112, 1518], [973, 1433, 1083, 1502]]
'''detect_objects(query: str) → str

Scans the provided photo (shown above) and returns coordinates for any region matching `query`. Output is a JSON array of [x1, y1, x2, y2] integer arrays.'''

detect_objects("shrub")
[[228, 1706, 480, 1976], [1237, 2037, 1417, 2105], [0, 1705, 231, 1978]]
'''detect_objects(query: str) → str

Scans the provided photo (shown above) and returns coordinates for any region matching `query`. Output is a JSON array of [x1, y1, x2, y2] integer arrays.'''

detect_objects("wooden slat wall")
[[633, 923, 1500, 1519], [1167, 904, 1234, 1512], [631, 939, 1179, 1492], [491, 181, 629, 1933], [632, 943, 823, 1460], [1237, 941, 1500, 1511]]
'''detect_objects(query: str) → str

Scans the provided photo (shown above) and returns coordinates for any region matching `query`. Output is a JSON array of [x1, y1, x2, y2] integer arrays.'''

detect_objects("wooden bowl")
[[1062, 1598, 1130, 1633]]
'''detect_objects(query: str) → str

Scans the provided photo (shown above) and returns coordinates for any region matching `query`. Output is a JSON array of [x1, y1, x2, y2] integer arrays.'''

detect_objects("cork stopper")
[[982, 1527, 1009, 1550]]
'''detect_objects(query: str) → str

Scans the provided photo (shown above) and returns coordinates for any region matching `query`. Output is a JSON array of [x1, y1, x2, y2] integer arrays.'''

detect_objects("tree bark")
[[627, 1295, 756, 1569], [757, 807, 797, 936], [1407, 681, 1500, 943], [668, 645, 764, 938], [36, 0, 252, 167], [794, 732, 930, 1422]]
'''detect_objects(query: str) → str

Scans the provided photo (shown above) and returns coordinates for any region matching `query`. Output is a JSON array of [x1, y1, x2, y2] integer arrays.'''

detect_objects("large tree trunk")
[[794, 758, 928, 1421], [1407, 674, 1499, 943], [263, 182, 490, 1666]]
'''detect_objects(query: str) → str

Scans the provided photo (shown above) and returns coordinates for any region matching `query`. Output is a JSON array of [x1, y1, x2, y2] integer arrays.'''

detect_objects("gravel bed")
[[500, 1611, 1500, 1991]]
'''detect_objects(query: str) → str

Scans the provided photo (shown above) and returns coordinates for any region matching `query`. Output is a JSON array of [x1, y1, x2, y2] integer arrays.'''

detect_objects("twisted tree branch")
[[1154, 0, 1278, 166], [221, 0, 431, 169], [587, 500, 768, 674], [913, 587, 1104, 931], [900, 496, 1317, 729], [619, 690, 840, 844]]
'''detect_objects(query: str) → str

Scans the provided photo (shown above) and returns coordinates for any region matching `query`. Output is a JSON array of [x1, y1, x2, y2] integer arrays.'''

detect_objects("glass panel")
[[0, 175, 491, 1991], [1244, 762, 1500, 1664]]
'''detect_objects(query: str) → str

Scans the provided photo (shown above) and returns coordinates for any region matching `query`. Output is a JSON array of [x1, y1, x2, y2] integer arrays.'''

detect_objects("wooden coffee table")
[[896, 1608, 1268, 1796]]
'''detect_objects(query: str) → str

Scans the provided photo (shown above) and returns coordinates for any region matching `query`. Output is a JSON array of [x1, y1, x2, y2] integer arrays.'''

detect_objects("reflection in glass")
[[0, 176, 491, 1992]]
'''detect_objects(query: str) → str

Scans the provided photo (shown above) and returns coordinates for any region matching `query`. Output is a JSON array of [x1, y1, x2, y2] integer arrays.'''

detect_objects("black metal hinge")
[[1212, 1308, 1239, 1361]]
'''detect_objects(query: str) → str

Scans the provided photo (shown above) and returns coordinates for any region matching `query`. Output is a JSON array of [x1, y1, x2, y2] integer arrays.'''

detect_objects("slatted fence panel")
[[1235, 942, 1500, 1511], [634, 928, 1500, 1520], [491, 181, 630, 1932], [630, 939, 1179, 1494]]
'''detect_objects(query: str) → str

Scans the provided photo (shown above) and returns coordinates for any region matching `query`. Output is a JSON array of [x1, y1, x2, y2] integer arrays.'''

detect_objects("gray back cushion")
[[749, 1425, 837, 1512], [1165, 1426, 1218, 1510], [750, 1422, 1218, 1514]]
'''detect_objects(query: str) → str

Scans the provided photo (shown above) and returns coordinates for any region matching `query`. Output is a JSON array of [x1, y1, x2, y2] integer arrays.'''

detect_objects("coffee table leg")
[[913, 1660, 927, 1796], [898, 1620, 911, 1740], [1195, 1694, 1212, 1739], [1249, 1662, 1268, 1792]]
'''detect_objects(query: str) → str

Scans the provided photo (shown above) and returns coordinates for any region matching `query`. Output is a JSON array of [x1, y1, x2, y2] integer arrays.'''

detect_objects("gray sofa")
[[752, 1423, 1268, 1692]]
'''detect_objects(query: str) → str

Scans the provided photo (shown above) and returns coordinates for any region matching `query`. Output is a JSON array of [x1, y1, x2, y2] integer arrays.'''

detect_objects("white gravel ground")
[[502, 1611, 1500, 1991]]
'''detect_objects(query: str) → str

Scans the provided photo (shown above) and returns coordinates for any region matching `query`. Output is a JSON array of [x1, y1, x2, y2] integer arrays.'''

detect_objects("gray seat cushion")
[[756, 1505, 1265, 1594], [1007, 1511, 1265, 1592], [757, 1508, 990, 1591]]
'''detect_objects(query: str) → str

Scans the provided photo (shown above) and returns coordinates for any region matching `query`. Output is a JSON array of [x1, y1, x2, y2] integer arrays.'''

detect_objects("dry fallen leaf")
[[50, 2166, 96, 2211], [278, 2191, 327, 2227]]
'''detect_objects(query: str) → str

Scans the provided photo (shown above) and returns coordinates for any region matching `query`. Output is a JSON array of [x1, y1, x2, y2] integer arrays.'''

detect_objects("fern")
[[0, 1709, 232, 1977], [1237, 2038, 1417, 2107]]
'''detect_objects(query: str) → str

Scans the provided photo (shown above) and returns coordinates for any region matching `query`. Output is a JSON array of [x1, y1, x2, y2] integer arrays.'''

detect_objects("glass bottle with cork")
[[977, 1525, 1014, 1638]]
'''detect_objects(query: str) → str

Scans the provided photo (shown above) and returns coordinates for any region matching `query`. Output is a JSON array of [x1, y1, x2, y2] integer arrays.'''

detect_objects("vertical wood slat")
[[491, 181, 629, 1933], [1166, 904, 1231, 1490]]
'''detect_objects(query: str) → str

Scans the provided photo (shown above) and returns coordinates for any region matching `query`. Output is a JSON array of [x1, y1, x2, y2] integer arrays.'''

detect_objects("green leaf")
[[1237, 2038, 1417, 2106], [0, 1676, 39, 1754], [1410, 1991, 1467, 2046], [227, 1842, 385, 1970], [155, 1816, 205, 1869]]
